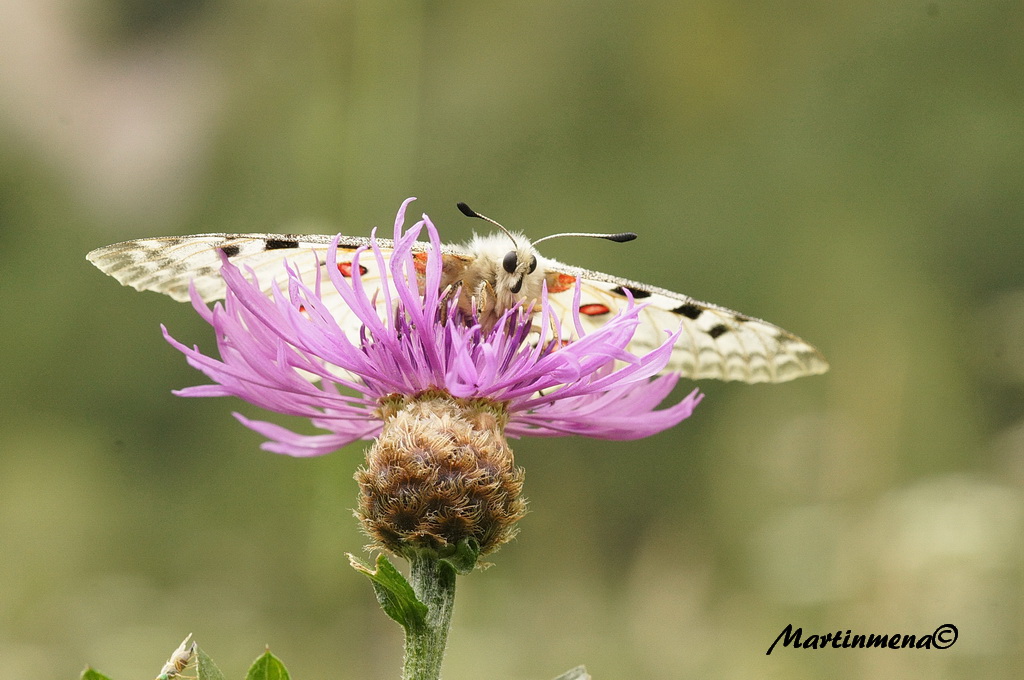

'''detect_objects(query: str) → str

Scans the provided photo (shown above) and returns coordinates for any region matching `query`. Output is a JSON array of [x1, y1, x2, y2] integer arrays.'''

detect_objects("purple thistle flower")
[[163, 199, 702, 457]]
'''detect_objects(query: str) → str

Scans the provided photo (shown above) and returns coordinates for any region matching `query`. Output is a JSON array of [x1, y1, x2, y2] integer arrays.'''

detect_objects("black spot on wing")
[[220, 245, 241, 258], [708, 324, 729, 338], [673, 303, 703, 320], [265, 238, 300, 250], [609, 285, 652, 299]]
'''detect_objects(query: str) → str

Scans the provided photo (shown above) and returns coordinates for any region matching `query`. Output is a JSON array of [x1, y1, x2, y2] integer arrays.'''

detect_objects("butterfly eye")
[[502, 251, 518, 274], [528, 255, 538, 274]]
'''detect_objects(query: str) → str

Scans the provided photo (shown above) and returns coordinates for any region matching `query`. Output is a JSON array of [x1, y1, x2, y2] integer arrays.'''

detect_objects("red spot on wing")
[[337, 262, 368, 278], [412, 252, 429, 274], [547, 273, 577, 293], [579, 303, 610, 316]]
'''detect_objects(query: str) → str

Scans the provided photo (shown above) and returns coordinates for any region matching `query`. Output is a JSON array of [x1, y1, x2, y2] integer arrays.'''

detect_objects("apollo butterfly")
[[87, 203, 828, 383]]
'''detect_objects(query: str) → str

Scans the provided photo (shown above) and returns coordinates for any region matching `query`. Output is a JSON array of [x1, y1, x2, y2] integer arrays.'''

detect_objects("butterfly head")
[[500, 242, 539, 295], [457, 202, 545, 305], [461, 230, 545, 313], [456, 201, 636, 304]]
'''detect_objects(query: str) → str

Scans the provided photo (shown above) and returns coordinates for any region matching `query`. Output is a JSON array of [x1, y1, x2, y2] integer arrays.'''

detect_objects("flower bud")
[[355, 392, 527, 561]]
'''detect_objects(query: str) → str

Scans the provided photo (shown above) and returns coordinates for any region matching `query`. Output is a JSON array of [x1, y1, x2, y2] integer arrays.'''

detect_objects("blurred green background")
[[2, 1, 1022, 678]]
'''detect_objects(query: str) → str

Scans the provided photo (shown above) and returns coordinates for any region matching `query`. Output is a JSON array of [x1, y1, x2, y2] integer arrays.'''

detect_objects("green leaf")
[[551, 667, 591, 680], [439, 537, 481, 575], [195, 647, 226, 680], [80, 668, 114, 680], [245, 649, 290, 680], [348, 553, 428, 629]]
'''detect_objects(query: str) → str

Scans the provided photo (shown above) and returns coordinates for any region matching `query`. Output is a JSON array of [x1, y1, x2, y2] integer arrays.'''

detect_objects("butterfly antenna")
[[457, 202, 519, 250], [532, 231, 637, 245], [458, 202, 635, 248]]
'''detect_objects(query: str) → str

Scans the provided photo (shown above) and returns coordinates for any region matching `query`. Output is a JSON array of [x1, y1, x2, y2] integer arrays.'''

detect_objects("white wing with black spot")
[[86, 233, 386, 303], [541, 260, 829, 383], [87, 233, 412, 348]]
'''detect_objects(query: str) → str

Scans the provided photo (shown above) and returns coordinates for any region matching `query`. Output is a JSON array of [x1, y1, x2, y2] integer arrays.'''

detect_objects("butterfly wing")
[[86, 233, 386, 302], [542, 261, 829, 383], [87, 232, 480, 342], [88, 233, 828, 384], [88, 233, 413, 350]]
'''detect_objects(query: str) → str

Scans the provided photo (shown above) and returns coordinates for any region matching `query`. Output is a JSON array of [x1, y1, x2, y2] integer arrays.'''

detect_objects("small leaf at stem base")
[[348, 553, 428, 630], [80, 669, 113, 680], [245, 649, 291, 680], [196, 647, 226, 680]]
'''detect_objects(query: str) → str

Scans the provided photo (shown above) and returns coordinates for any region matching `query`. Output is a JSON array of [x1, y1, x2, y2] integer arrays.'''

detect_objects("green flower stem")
[[403, 553, 457, 680]]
